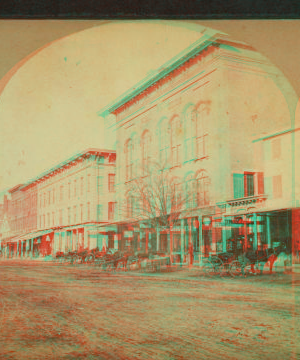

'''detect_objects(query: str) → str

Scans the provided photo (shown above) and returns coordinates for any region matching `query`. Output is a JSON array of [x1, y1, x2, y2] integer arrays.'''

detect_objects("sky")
[[0, 20, 299, 199], [0, 21, 215, 195]]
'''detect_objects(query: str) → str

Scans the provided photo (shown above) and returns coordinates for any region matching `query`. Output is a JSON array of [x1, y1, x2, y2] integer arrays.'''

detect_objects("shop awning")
[[6, 229, 54, 244]]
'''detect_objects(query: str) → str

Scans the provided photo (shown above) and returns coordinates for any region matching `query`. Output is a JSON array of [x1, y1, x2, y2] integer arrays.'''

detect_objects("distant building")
[[99, 33, 299, 264], [0, 149, 116, 259]]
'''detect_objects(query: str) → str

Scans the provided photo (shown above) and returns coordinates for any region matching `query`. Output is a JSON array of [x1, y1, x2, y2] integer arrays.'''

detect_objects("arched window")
[[125, 139, 133, 181], [196, 172, 210, 206], [170, 116, 181, 167], [193, 104, 208, 159], [141, 131, 151, 175]]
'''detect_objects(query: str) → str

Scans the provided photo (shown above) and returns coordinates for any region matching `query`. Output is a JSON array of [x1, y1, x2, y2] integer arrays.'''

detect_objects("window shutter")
[[233, 174, 244, 199], [273, 175, 282, 199], [257, 172, 264, 194]]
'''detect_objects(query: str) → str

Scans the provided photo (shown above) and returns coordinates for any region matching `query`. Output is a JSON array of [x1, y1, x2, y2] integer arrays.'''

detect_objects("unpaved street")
[[0, 262, 299, 359]]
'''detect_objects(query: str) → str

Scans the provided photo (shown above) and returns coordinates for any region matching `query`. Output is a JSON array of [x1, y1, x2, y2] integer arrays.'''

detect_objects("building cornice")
[[97, 36, 256, 119]]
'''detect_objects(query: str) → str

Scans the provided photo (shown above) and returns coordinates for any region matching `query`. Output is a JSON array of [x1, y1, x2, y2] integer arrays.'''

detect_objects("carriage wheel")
[[219, 263, 231, 278], [229, 261, 243, 277], [202, 260, 215, 277]]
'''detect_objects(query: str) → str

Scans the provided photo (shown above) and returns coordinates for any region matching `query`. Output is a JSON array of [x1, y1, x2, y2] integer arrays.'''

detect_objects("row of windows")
[[39, 201, 116, 229], [126, 176, 210, 218], [39, 174, 115, 208], [124, 105, 209, 181], [10, 215, 36, 233]]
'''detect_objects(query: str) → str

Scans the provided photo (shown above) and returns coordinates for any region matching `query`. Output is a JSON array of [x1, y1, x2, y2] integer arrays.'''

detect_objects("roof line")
[[97, 36, 256, 118], [20, 148, 116, 191]]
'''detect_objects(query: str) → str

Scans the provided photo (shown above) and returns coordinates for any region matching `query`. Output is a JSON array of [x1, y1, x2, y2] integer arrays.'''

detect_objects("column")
[[198, 215, 203, 266], [145, 230, 149, 254], [266, 215, 271, 248], [26, 239, 30, 258], [222, 216, 227, 252], [243, 215, 248, 252], [180, 219, 185, 265], [253, 213, 258, 250], [156, 227, 160, 252], [21, 241, 23, 259], [17, 241, 19, 259], [211, 219, 216, 255], [30, 238, 34, 258]]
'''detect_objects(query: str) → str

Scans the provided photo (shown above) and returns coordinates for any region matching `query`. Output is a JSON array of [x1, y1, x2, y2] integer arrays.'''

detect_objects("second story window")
[[233, 172, 263, 199], [80, 204, 83, 223], [68, 182, 71, 199], [108, 202, 115, 221], [108, 174, 115, 192], [73, 205, 77, 223], [193, 105, 208, 159], [244, 172, 254, 197], [74, 180, 77, 197], [68, 207, 71, 225], [80, 177, 84, 196]]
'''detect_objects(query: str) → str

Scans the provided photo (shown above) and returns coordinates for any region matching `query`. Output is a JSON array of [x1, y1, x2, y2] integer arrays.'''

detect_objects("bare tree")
[[122, 160, 194, 238]]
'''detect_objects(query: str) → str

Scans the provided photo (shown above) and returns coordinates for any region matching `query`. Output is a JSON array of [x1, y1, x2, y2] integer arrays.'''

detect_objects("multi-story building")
[[1, 149, 116, 259], [99, 33, 299, 264]]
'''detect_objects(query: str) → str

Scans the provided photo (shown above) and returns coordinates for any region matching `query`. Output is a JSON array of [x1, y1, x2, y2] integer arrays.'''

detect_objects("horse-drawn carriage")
[[202, 243, 287, 278]]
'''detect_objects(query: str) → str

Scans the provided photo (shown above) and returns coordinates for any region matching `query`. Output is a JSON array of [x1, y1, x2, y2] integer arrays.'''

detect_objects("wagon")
[[202, 252, 242, 278]]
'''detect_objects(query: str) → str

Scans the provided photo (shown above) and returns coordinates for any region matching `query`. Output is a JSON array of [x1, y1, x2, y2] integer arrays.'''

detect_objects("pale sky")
[[0, 20, 299, 199], [0, 21, 217, 195]]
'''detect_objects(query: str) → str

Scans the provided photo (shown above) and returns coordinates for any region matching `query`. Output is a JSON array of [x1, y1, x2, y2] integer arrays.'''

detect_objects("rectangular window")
[[273, 175, 282, 199], [53, 188, 55, 204], [43, 215, 45, 228], [68, 182, 71, 199], [74, 180, 77, 197], [272, 138, 281, 160], [44, 193, 46, 207], [244, 173, 254, 197], [47, 213, 50, 227], [108, 202, 115, 221], [52, 212, 55, 226], [73, 205, 77, 223], [233, 174, 245, 199], [80, 177, 84, 196], [108, 174, 115, 192], [87, 202, 90, 221], [48, 190, 51, 205], [80, 204, 83, 223], [68, 207, 71, 225]]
